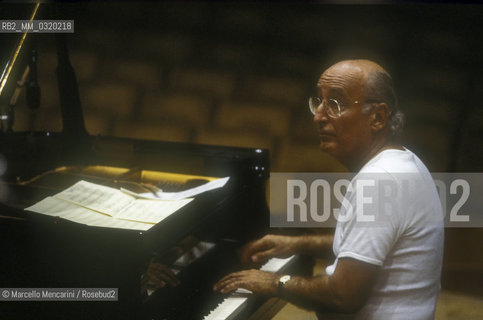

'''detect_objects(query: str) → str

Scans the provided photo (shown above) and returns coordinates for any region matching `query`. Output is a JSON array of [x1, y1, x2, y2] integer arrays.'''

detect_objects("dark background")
[[1, 0, 482, 300]]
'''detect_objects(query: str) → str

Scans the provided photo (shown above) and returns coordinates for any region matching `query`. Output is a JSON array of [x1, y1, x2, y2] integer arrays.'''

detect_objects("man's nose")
[[313, 107, 329, 124]]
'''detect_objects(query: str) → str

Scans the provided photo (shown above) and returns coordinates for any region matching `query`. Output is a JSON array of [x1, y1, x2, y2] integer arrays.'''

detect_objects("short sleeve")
[[334, 174, 401, 266]]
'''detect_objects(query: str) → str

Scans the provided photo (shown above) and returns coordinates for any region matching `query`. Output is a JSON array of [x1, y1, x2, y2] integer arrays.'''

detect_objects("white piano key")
[[203, 296, 247, 320], [202, 256, 296, 320], [259, 255, 296, 272], [234, 288, 252, 294]]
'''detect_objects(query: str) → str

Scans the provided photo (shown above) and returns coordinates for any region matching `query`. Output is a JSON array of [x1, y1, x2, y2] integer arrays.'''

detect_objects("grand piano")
[[0, 3, 310, 319]]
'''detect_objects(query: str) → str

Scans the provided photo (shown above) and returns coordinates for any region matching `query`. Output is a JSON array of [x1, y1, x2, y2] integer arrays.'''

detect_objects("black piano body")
[[0, 130, 277, 319]]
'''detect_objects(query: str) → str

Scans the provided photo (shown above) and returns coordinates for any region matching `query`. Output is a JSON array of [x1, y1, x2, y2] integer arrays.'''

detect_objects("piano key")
[[202, 295, 248, 320], [259, 256, 296, 273], [202, 255, 295, 320]]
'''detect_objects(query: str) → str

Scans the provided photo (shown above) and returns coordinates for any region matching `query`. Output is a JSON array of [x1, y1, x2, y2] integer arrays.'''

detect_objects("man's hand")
[[239, 234, 298, 265], [213, 269, 279, 296], [239, 233, 334, 265], [145, 261, 180, 288]]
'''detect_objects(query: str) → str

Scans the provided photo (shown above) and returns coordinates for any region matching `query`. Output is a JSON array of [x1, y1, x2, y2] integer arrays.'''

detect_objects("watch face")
[[280, 275, 291, 283]]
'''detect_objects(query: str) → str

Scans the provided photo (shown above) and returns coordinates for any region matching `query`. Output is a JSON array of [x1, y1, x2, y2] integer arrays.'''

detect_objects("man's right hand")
[[238, 234, 299, 266]]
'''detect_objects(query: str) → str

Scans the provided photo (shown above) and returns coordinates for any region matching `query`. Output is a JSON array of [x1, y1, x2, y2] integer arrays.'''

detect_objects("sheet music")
[[26, 196, 153, 231], [55, 180, 135, 216], [121, 176, 230, 201], [116, 198, 193, 224], [25, 180, 194, 231]]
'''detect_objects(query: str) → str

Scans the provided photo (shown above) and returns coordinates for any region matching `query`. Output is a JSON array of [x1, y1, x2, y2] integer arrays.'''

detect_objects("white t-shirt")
[[321, 148, 444, 320]]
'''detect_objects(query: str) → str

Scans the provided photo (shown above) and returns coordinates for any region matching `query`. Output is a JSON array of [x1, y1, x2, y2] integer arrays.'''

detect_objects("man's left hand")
[[213, 269, 279, 296]]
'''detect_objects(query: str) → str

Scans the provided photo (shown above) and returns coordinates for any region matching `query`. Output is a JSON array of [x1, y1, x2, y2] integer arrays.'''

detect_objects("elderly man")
[[213, 60, 444, 319]]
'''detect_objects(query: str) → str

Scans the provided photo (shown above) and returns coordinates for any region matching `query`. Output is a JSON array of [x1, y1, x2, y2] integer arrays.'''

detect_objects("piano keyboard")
[[202, 256, 296, 320]]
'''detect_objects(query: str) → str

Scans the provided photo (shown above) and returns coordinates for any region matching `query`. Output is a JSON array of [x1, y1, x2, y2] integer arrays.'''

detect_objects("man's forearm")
[[213, 258, 376, 314], [278, 257, 377, 314], [292, 234, 334, 258], [280, 275, 348, 313]]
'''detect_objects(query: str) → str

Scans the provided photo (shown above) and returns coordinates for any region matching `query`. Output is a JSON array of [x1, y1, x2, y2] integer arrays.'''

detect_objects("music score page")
[[25, 180, 193, 231]]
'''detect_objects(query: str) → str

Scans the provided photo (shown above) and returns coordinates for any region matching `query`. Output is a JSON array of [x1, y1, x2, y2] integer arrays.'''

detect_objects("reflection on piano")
[[0, 3, 310, 320], [141, 233, 306, 320]]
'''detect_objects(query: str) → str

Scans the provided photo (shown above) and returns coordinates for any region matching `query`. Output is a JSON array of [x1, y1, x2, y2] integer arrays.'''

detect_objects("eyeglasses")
[[308, 97, 361, 118], [309, 97, 358, 118]]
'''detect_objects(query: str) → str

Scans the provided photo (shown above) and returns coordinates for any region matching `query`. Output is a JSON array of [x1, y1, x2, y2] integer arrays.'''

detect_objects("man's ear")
[[370, 103, 390, 132]]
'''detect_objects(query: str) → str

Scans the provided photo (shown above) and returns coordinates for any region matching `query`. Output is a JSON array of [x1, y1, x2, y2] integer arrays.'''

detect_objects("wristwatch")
[[278, 275, 291, 296]]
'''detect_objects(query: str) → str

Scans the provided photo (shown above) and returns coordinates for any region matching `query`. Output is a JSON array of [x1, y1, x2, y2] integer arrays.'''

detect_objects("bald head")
[[318, 59, 390, 97]]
